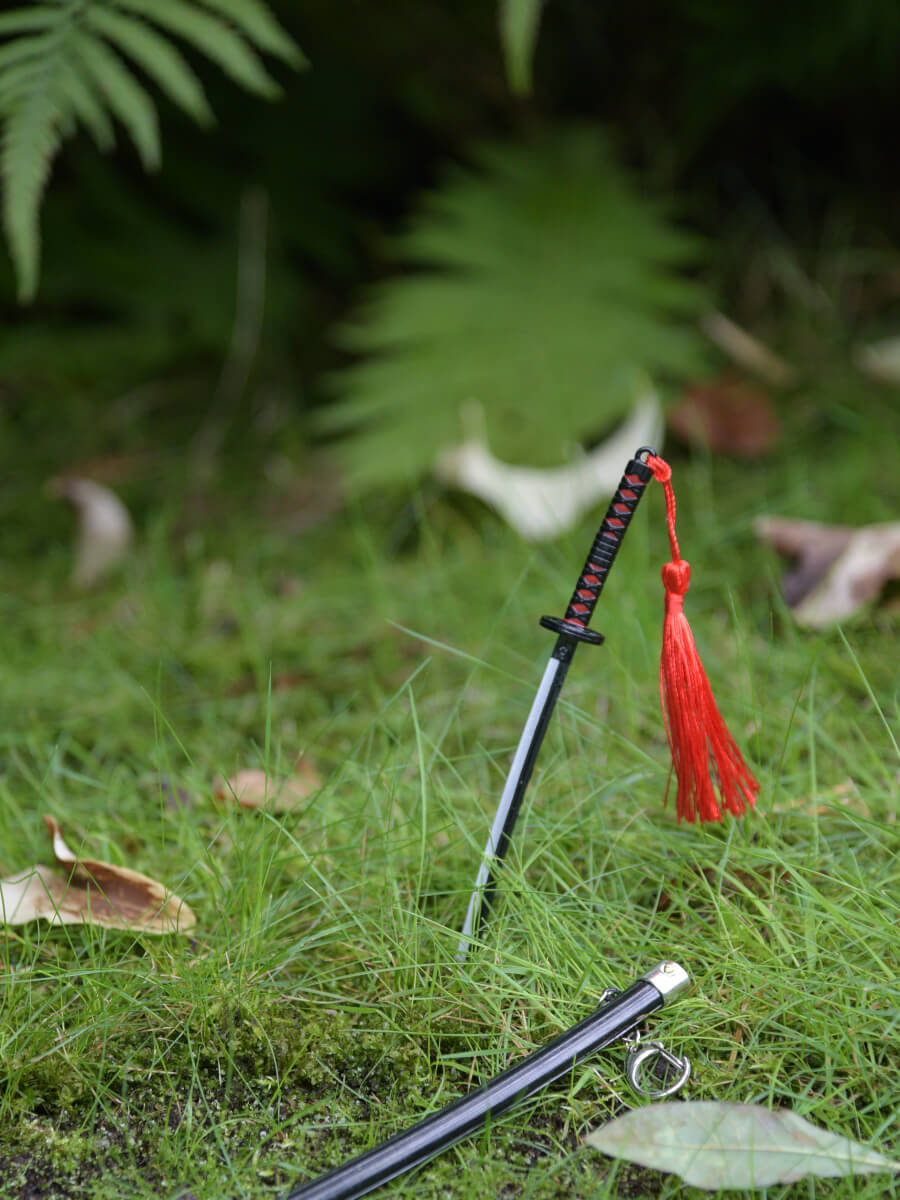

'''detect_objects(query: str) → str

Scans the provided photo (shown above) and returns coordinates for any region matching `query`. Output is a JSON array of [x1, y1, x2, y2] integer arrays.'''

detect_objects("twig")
[[700, 311, 795, 388], [191, 186, 269, 484]]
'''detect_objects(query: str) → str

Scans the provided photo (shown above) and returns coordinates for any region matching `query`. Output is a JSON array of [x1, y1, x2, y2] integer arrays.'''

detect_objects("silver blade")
[[457, 655, 561, 961]]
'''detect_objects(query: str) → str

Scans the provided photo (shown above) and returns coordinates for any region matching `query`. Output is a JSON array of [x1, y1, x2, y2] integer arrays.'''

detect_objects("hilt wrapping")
[[541, 452, 654, 644]]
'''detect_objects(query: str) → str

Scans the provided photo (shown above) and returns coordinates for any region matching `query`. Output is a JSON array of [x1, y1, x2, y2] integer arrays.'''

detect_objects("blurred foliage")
[[0, 0, 303, 301], [682, 0, 900, 121], [0, 0, 898, 502], [324, 129, 709, 487], [498, 0, 545, 95]]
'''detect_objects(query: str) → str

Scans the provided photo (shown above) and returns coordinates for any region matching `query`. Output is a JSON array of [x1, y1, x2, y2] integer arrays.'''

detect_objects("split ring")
[[626, 1040, 692, 1099]]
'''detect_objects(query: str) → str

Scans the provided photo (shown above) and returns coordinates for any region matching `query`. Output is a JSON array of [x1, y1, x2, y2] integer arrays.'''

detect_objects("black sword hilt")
[[540, 447, 655, 646]]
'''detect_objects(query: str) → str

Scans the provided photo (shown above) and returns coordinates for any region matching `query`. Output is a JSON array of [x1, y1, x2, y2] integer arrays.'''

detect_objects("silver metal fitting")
[[641, 960, 691, 1004], [626, 1039, 692, 1098]]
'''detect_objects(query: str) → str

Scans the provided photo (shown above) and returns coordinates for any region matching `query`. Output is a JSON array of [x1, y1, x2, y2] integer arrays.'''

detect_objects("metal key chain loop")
[[596, 981, 691, 1100], [625, 1037, 692, 1099]]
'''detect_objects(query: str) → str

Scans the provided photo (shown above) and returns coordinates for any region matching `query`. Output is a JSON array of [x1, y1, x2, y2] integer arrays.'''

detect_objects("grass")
[[1, 385, 899, 1200]]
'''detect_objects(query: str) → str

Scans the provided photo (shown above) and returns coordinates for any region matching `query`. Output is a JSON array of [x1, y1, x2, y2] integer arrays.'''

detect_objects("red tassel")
[[647, 455, 759, 823]]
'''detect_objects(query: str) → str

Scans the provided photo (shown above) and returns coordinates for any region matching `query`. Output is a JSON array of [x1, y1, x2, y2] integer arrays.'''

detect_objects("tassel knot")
[[647, 455, 759, 824], [661, 559, 691, 595]]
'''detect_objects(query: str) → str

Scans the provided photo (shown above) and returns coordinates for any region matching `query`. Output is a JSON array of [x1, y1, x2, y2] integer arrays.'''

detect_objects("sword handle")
[[541, 450, 654, 643]]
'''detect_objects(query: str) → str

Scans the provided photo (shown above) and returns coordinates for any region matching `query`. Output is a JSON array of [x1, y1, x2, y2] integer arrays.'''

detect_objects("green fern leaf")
[[113, 0, 281, 97], [0, 0, 304, 300], [85, 7, 212, 126], [0, 30, 54, 72], [57, 63, 116, 151], [197, 0, 306, 67], [0, 7, 88, 301], [72, 31, 160, 168], [2, 83, 66, 301], [326, 129, 710, 491], [0, 61, 42, 107], [0, 9, 60, 37]]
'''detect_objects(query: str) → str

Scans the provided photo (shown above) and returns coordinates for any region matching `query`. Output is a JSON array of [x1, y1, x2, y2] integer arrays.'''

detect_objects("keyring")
[[626, 1038, 692, 1099]]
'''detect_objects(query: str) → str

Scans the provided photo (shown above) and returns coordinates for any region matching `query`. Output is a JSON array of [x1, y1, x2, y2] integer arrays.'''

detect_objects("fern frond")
[[0, 8, 86, 300], [85, 7, 212, 126], [72, 32, 159, 168], [113, 0, 281, 97], [2, 82, 67, 301], [198, 0, 307, 67], [326, 129, 711, 492], [0, 0, 303, 300], [0, 9, 60, 37], [0, 30, 55, 72], [57, 63, 115, 151]]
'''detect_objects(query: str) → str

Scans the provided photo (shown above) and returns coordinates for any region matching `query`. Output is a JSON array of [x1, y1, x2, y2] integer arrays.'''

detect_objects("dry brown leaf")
[[771, 779, 874, 818], [756, 516, 900, 627], [669, 376, 780, 458], [226, 671, 311, 698], [0, 815, 195, 933], [212, 761, 321, 811]]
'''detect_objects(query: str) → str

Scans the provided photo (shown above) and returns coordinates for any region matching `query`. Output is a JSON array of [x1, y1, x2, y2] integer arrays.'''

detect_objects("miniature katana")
[[276, 449, 762, 1200], [458, 447, 759, 958], [282, 961, 691, 1200], [457, 448, 656, 957]]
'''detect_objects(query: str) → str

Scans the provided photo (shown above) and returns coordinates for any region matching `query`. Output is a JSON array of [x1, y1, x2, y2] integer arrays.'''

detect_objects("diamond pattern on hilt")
[[560, 466, 650, 628]]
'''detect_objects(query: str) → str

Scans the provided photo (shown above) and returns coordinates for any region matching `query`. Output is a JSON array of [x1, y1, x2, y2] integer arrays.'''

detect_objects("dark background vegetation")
[[2, 0, 899, 537]]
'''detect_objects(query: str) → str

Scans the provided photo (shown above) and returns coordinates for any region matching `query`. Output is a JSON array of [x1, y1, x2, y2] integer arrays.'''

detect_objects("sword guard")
[[540, 615, 605, 645]]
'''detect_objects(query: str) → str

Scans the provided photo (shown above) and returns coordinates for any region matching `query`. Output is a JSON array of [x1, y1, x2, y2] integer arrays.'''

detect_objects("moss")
[[0, 992, 437, 1199]]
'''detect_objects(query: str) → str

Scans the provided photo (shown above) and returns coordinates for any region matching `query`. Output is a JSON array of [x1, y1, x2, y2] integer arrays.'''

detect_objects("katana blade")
[[457, 448, 655, 960]]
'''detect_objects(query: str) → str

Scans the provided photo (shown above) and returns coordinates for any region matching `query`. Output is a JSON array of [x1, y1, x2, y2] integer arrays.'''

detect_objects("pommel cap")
[[641, 960, 690, 1004]]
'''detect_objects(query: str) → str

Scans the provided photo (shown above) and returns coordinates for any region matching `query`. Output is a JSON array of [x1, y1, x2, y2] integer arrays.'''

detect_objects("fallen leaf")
[[701, 312, 795, 387], [854, 335, 900, 386], [212, 761, 321, 812], [669, 376, 779, 457], [47, 475, 134, 588], [756, 516, 900, 627], [140, 772, 193, 811], [656, 863, 787, 916], [586, 1101, 900, 1190], [0, 815, 195, 933], [771, 778, 873, 818], [434, 391, 663, 540]]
